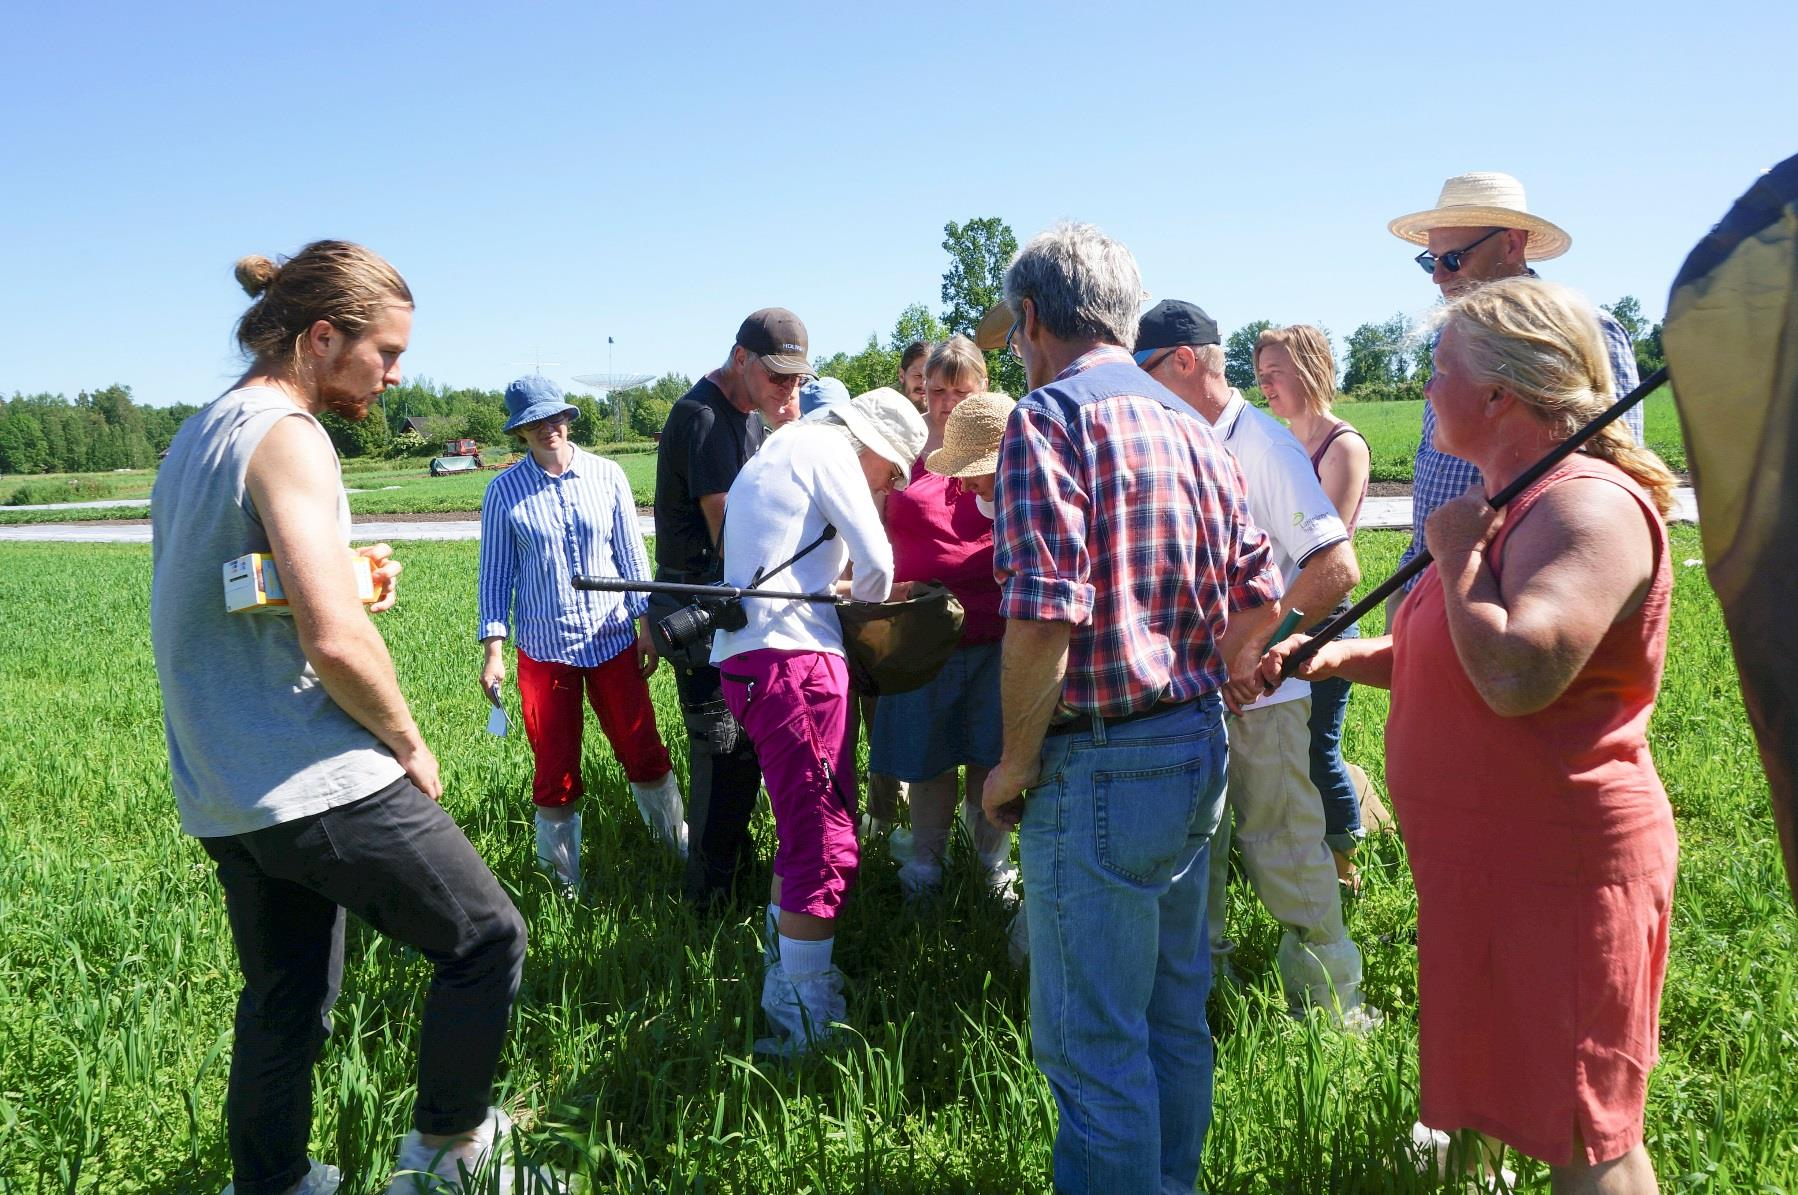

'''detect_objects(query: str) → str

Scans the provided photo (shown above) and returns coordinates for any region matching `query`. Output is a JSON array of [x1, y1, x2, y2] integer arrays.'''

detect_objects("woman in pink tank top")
[[1262, 279, 1680, 1193], [1257, 325, 1373, 889]]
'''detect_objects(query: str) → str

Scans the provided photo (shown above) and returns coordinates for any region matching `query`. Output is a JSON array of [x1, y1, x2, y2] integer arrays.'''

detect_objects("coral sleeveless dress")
[[1386, 456, 1678, 1166]]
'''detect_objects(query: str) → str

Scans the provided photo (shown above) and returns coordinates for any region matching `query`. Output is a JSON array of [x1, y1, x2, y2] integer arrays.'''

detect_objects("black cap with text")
[[736, 308, 812, 376]]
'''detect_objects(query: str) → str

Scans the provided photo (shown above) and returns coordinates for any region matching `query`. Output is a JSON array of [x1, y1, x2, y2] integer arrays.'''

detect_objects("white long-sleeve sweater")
[[710, 422, 893, 663]]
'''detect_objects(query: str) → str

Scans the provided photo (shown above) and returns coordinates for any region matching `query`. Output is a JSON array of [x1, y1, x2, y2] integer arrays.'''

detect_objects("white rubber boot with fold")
[[755, 962, 847, 1058], [1277, 933, 1382, 1031], [534, 810, 581, 895], [630, 772, 688, 859]]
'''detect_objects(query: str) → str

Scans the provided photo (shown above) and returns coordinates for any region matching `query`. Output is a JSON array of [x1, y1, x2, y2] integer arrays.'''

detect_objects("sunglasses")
[[1414, 227, 1504, 275], [1005, 318, 1023, 361]]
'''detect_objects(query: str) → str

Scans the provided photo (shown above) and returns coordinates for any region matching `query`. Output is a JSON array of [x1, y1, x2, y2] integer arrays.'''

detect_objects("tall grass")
[[0, 529, 1790, 1192]]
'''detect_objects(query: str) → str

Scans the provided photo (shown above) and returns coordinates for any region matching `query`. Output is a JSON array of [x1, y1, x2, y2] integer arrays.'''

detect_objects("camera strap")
[[747, 524, 838, 591]]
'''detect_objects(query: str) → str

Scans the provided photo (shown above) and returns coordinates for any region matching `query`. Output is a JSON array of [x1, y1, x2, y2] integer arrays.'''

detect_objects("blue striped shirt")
[[478, 447, 649, 666], [1398, 302, 1644, 591]]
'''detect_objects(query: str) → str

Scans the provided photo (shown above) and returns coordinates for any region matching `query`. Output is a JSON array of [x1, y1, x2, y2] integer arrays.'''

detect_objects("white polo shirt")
[[1209, 391, 1348, 709]]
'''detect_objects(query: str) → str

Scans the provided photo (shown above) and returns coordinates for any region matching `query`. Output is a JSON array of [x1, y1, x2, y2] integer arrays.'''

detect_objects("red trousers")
[[516, 647, 673, 808]]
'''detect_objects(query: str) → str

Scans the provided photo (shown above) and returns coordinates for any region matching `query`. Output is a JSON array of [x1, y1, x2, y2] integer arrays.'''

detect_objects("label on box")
[[224, 552, 376, 614]]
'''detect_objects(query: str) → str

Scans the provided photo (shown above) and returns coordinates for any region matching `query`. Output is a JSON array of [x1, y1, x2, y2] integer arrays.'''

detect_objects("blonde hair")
[[234, 240, 412, 364], [1438, 276, 1675, 516], [925, 334, 989, 391], [1254, 325, 1338, 417]]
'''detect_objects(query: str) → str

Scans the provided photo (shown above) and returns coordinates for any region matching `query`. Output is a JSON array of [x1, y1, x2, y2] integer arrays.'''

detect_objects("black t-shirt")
[[653, 376, 766, 577]]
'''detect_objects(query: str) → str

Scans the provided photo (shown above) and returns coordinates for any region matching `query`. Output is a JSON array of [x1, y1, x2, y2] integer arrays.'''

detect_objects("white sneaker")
[[534, 811, 581, 894], [630, 773, 688, 859], [387, 1108, 565, 1194], [224, 1159, 341, 1195], [1336, 1002, 1386, 1034], [755, 961, 846, 1058]]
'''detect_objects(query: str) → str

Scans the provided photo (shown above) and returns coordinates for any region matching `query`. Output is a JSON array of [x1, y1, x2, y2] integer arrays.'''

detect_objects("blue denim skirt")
[[868, 640, 1003, 781]]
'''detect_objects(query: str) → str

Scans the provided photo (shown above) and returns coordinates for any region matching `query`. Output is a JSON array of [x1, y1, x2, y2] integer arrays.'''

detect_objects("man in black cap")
[[1135, 299, 1376, 1027], [653, 308, 809, 908]]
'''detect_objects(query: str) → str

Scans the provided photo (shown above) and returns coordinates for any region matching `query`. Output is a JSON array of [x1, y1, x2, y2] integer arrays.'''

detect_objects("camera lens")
[[658, 603, 714, 651]]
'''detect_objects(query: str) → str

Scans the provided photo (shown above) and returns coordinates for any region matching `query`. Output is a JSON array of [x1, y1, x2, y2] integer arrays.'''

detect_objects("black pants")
[[674, 660, 764, 908], [200, 777, 526, 1195]]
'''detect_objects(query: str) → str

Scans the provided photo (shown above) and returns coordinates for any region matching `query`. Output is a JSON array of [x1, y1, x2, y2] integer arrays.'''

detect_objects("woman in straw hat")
[[1263, 277, 1678, 1193], [712, 387, 926, 1057], [869, 337, 1017, 899], [1254, 325, 1371, 889]]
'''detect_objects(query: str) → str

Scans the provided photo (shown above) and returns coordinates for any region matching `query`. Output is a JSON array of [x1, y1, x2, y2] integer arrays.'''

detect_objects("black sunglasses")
[[1414, 227, 1504, 275]]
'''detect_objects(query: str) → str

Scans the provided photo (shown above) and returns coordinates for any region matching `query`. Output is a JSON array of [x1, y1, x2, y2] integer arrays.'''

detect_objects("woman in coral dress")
[[1265, 276, 1679, 1193]]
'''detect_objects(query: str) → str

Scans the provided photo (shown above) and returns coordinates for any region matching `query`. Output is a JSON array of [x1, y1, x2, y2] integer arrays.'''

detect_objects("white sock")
[[777, 933, 834, 977]]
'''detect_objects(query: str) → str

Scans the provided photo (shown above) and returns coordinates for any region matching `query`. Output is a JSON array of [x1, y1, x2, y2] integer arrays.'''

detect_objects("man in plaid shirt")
[[979, 222, 1284, 1193]]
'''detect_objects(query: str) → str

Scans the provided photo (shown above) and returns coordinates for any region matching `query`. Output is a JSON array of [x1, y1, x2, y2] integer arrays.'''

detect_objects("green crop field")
[[1333, 386, 1685, 482], [0, 528, 1791, 1193]]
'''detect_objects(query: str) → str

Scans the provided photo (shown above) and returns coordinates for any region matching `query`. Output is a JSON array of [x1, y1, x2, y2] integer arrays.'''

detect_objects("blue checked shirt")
[[478, 447, 650, 666], [1399, 302, 1644, 591]]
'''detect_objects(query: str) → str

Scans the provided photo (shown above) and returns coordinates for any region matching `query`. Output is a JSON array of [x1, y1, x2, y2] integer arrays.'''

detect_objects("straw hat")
[[1388, 171, 1571, 261], [925, 391, 1016, 478], [974, 300, 1014, 351]]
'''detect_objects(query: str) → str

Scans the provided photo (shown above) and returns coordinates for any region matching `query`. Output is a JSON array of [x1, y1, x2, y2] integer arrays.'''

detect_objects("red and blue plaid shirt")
[[993, 346, 1282, 718]]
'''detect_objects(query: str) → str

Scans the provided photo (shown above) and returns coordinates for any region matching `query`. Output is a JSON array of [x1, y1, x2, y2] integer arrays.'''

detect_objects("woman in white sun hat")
[[712, 386, 925, 1056]]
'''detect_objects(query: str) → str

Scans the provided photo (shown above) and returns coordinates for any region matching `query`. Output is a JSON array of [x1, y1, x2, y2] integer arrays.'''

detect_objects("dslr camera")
[[656, 589, 748, 655]]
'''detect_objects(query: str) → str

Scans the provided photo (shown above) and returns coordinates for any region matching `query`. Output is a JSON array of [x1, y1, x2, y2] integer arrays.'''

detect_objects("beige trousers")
[[1208, 696, 1365, 1010]]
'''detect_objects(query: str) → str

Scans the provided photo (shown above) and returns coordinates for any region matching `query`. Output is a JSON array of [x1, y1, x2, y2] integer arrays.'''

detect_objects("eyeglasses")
[[892, 462, 907, 489], [1005, 319, 1022, 361], [1132, 347, 1179, 373], [1414, 227, 1504, 275]]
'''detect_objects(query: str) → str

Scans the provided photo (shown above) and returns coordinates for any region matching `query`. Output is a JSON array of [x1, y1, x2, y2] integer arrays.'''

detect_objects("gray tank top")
[[150, 387, 403, 837]]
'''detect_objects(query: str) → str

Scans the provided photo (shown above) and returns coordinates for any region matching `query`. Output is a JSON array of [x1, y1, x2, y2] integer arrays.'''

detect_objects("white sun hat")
[[808, 386, 927, 488], [1388, 171, 1572, 261]]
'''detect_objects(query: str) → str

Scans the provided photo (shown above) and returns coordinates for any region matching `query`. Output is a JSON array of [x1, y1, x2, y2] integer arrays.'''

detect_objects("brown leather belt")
[[1044, 698, 1198, 738]]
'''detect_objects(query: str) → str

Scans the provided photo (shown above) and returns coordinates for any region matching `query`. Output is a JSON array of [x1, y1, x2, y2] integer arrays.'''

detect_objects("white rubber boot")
[[534, 810, 581, 895], [756, 962, 847, 1058], [1277, 932, 1382, 1031], [630, 772, 688, 859]]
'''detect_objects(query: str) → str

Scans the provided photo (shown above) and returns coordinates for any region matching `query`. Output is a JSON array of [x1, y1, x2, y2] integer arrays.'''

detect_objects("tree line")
[[1, 221, 1670, 477], [0, 386, 199, 476]]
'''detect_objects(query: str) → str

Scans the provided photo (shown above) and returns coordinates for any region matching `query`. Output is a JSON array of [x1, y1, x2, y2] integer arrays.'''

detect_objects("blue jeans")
[[1306, 626, 1363, 854], [1021, 694, 1228, 1195]]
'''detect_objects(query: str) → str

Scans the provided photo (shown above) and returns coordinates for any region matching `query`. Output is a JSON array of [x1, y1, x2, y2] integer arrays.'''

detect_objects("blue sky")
[[3, 0, 1792, 408]]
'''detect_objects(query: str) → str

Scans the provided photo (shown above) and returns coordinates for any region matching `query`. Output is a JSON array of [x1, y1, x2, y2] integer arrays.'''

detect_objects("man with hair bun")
[[152, 242, 553, 1194]]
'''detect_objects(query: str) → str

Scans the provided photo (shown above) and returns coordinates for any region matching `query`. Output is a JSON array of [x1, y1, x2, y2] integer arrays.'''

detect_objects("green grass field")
[[1, 527, 1791, 1192]]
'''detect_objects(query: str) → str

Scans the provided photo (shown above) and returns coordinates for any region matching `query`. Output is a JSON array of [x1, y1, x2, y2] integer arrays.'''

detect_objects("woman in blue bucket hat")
[[477, 375, 687, 892]]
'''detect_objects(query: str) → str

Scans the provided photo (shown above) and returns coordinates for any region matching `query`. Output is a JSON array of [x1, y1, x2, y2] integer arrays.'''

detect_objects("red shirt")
[[884, 459, 1004, 643]]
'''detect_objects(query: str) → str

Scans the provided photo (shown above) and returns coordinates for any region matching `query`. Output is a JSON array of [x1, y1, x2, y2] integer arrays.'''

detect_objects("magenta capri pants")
[[720, 648, 859, 918]]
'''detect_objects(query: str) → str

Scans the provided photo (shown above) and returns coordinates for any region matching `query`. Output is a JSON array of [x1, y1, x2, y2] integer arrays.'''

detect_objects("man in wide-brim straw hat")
[[1384, 171, 1643, 628]]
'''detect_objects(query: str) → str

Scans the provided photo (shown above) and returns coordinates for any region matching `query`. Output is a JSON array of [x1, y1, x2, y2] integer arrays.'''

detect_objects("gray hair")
[[1003, 221, 1142, 348]]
